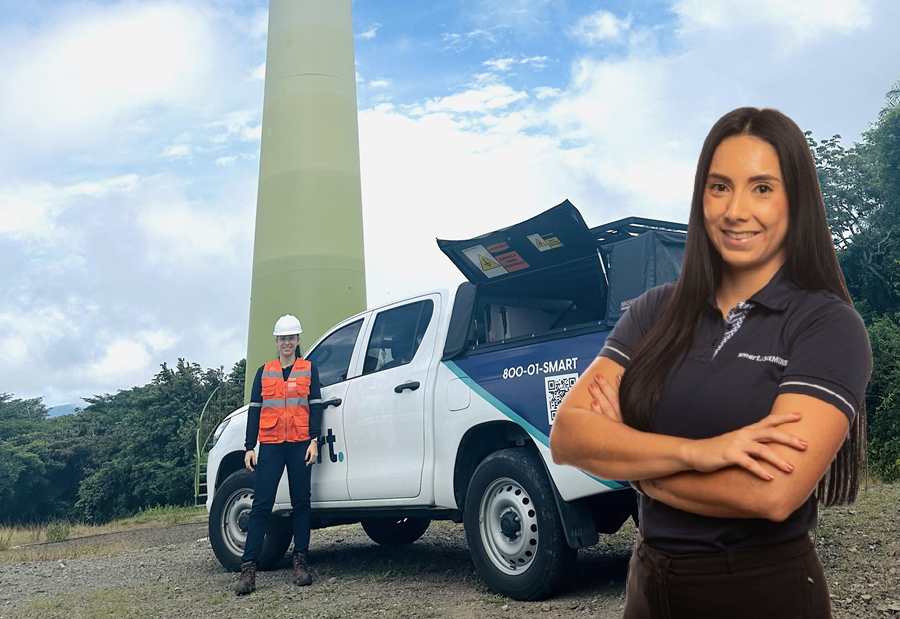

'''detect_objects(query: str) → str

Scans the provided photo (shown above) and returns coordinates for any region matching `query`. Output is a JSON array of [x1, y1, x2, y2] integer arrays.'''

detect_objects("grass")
[[817, 478, 900, 541], [0, 541, 138, 564], [114, 505, 206, 527], [23, 588, 146, 619], [0, 528, 13, 551], [0, 505, 206, 564]]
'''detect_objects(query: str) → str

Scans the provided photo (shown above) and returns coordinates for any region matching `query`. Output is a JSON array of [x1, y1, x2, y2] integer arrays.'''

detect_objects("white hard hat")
[[273, 314, 303, 336]]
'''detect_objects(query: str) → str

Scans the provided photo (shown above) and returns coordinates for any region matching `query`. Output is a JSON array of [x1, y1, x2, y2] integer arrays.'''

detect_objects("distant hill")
[[47, 403, 79, 418]]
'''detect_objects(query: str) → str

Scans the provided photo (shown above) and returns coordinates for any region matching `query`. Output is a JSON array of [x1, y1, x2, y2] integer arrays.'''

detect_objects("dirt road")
[[2, 483, 898, 619]]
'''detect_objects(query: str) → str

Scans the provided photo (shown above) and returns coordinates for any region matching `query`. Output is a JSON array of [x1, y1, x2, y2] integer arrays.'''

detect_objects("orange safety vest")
[[258, 357, 312, 443]]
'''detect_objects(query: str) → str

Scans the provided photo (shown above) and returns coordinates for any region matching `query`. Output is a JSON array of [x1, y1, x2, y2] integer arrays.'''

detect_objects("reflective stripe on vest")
[[258, 357, 312, 443]]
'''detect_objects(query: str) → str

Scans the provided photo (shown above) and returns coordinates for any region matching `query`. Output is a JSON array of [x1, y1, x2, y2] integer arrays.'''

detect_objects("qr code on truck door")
[[545, 373, 578, 425]]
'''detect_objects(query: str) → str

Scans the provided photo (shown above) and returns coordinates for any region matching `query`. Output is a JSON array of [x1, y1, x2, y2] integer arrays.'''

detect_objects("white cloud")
[[84, 340, 152, 386], [215, 156, 237, 166], [533, 86, 560, 99], [77, 329, 185, 389], [0, 171, 257, 404], [368, 79, 392, 89], [358, 23, 382, 40], [163, 144, 192, 159], [484, 56, 548, 72], [471, 0, 559, 31], [139, 199, 250, 265], [0, 175, 139, 243], [424, 84, 528, 114], [358, 106, 585, 305], [572, 10, 632, 44], [520, 55, 548, 68], [0, 2, 227, 164], [673, 0, 871, 44], [252, 62, 266, 80], [248, 8, 269, 39], [484, 58, 515, 71], [208, 109, 260, 144], [441, 29, 496, 52]]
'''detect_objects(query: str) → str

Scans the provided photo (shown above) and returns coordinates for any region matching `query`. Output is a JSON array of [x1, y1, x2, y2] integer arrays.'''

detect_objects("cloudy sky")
[[2, 0, 898, 408]]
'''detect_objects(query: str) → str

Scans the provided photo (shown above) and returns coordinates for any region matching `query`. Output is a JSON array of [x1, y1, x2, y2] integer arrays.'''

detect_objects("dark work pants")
[[241, 440, 312, 564], [623, 532, 832, 619]]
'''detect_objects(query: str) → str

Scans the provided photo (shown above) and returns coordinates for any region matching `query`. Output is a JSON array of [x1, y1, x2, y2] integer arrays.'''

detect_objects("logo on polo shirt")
[[737, 352, 788, 367]]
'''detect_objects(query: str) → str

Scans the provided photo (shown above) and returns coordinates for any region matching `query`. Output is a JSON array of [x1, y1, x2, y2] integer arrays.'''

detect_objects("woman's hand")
[[305, 440, 319, 466], [588, 373, 623, 423], [586, 371, 806, 481], [684, 411, 808, 480], [244, 450, 257, 471]]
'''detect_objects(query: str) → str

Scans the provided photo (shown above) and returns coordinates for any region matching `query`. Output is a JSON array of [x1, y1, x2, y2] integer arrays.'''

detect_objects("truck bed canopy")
[[438, 200, 687, 358]]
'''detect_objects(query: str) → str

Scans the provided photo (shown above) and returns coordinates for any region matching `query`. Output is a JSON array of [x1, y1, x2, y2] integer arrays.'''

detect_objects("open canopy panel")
[[436, 199, 601, 293], [437, 200, 687, 357]]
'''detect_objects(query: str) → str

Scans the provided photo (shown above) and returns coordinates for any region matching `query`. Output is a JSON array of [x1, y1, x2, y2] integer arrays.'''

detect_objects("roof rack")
[[590, 216, 688, 247]]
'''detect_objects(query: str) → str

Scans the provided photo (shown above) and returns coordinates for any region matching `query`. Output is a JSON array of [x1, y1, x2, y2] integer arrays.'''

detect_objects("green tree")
[[73, 358, 245, 522], [866, 314, 900, 480], [0, 393, 47, 441]]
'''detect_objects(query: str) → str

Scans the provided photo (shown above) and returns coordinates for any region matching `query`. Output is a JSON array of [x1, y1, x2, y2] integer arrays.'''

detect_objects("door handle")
[[394, 381, 420, 393], [322, 398, 342, 409]]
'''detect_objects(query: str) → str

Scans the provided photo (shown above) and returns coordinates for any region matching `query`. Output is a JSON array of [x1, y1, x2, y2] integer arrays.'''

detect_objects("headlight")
[[212, 418, 231, 448]]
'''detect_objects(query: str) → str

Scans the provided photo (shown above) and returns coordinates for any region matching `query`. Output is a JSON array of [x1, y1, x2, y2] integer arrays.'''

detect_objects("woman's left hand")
[[305, 440, 319, 466], [588, 373, 623, 423]]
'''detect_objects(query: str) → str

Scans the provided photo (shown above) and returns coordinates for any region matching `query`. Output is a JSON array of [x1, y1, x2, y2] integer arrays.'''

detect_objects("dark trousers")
[[241, 440, 312, 564], [623, 532, 832, 619]]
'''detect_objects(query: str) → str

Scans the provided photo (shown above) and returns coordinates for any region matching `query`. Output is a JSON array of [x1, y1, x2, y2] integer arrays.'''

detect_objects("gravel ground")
[[1, 483, 898, 619]]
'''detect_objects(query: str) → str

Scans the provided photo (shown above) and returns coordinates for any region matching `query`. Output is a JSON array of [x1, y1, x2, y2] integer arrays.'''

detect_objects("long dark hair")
[[619, 107, 866, 507]]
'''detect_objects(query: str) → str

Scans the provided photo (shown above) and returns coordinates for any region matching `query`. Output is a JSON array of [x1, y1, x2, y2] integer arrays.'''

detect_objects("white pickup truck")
[[206, 201, 686, 600]]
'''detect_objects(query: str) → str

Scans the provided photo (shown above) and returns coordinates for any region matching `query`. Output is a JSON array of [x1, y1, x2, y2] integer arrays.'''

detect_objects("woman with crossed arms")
[[550, 107, 870, 618]]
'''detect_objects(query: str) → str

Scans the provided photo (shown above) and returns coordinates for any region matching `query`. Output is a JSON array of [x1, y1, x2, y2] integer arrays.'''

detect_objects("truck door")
[[343, 295, 439, 499], [275, 317, 366, 506]]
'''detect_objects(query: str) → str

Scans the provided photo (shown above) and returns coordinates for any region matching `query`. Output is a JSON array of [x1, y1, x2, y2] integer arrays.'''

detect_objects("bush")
[[44, 521, 70, 543]]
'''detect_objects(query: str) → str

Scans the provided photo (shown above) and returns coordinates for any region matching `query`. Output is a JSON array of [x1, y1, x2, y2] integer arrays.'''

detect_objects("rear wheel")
[[464, 448, 575, 600], [209, 468, 293, 571], [361, 516, 431, 545]]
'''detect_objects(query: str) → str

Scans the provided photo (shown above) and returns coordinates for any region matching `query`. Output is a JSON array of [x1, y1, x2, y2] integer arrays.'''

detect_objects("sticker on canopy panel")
[[463, 244, 508, 278], [545, 373, 578, 424], [495, 250, 529, 272], [527, 234, 564, 252], [487, 242, 510, 253]]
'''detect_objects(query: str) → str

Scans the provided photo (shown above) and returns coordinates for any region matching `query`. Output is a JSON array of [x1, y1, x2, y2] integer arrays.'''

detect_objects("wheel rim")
[[478, 476, 539, 575], [220, 486, 254, 557]]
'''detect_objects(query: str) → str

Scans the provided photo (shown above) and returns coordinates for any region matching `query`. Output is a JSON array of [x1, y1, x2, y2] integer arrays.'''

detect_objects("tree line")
[[2, 85, 900, 525], [807, 80, 900, 482], [0, 360, 244, 524]]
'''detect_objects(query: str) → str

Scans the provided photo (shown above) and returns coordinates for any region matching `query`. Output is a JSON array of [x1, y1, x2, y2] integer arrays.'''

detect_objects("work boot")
[[234, 561, 257, 595], [292, 553, 312, 586]]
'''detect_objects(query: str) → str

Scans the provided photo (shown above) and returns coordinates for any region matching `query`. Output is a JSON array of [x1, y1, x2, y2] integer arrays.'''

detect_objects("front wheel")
[[208, 467, 293, 571], [464, 448, 575, 600]]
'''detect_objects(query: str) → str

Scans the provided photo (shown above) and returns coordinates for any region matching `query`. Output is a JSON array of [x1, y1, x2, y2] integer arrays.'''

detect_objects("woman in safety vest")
[[234, 314, 323, 595]]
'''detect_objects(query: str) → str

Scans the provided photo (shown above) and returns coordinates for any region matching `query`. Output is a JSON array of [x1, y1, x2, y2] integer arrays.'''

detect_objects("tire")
[[208, 468, 294, 572], [361, 516, 431, 545], [464, 448, 576, 601]]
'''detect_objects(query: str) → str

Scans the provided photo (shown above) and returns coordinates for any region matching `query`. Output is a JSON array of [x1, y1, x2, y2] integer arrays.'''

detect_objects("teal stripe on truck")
[[442, 360, 625, 490]]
